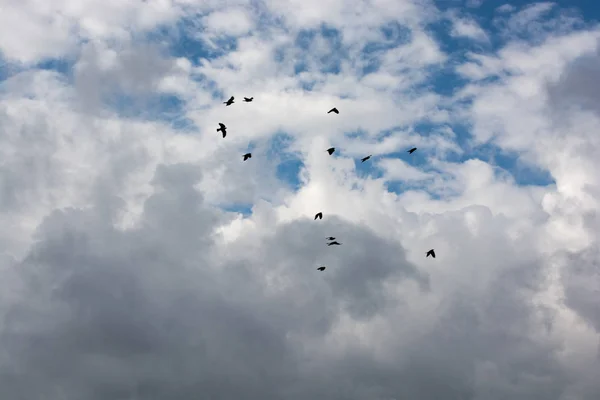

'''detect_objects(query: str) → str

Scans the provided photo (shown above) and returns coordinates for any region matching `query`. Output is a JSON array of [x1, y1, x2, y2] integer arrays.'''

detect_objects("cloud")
[[1, 0, 600, 399], [449, 13, 490, 43], [203, 7, 254, 37]]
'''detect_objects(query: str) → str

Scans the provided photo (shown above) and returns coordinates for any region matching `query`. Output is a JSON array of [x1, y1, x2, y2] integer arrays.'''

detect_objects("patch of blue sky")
[[298, 79, 317, 91], [267, 132, 305, 192], [440, 0, 599, 49], [104, 91, 196, 130], [277, 158, 305, 191], [0, 55, 13, 83], [147, 17, 238, 65], [1, 54, 76, 84], [354, 157, 385, 180], [465, 143, 555, 186], [146, 18, 237, 102], [358, 22, 412, 76], [384, 180, 445, 201], [36, 58, 74, 77], [422, 0, 599, 99], [292, 24, 348, 75], [418, 120, 554, 187], [0, 53, 28, 83], [318, 25, 347, 74], [222, 204, 253, 217]]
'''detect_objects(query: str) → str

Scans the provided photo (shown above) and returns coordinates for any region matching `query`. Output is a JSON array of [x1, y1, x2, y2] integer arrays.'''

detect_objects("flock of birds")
[[218, 95, 436, 271]]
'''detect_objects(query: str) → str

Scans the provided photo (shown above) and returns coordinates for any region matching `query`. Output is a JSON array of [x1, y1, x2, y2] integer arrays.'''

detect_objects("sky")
[[1, 0, 600, 399]]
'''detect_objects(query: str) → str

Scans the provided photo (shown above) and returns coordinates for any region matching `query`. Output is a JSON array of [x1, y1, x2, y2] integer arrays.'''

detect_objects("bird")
[[361, 155, 372, 162], [224, 96, 234, 106], [327, 107, 339, 114], [243, 153, 252, 161], [327, 241, 342, 246], [317, 266, 326, 271], [326, 237, 335, 241], [426, 249, 436, 258], [314, 212, 323, 220], [243, 97, 253, 102], [327, 147, 335, 155], [217, 123, 227, 138], [408, 147, 417, 154]]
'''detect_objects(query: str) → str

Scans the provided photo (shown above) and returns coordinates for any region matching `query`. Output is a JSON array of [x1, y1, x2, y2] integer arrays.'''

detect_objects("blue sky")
[[1, 0, 598, 211]]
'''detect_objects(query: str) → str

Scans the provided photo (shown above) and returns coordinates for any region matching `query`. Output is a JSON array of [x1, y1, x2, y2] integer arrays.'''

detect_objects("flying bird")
[[314, 212, 323, 220], [426, 249, 436, 258], [327, 241, 342, 246], [361, 155, 372, 162], [327, 147, 335, 155], [243, 97, 253, 102], [317, 266, 326, 271], [243, 153, 252, 161], [326, 237, 335, 241], [217, 123, 227, 138], [327, 107, 339, 114], [408, 147, 417, 154], [224, 96, 234, 106]]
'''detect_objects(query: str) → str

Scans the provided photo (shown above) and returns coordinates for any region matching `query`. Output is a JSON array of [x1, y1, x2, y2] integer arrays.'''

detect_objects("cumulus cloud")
[[1, 0, 600, 399]]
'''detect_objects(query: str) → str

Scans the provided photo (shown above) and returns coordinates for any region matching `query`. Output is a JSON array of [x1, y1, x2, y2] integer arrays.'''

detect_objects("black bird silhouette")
[[224, 96, 234, 106], [217, 123, 227, 138], [361, 155, 372, 162], [314, 212, 323, 220], [243, 153, 252, 161], [327, 107, 339, 114], [408, 147, 417, 154], [317, 266, 326, 271], [243, 97, 253, 102], [426, 249, 436, 258], [327, 147, 335, 155], [327, 241, 341, 246], [326, 237, 335, 240]]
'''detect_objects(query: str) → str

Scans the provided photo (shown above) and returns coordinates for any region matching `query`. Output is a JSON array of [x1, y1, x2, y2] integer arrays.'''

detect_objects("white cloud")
[[496, 4, 516, 14], [1, 0, 600, 398], [203, 7, 255, 36], [450, 14, 490, 43]]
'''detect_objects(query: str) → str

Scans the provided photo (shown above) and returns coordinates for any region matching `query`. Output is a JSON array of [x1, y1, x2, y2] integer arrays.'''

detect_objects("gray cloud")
[[0, 163, 427, 399], [547, 41, 600, 115], [0, 162, 589, 399], [73, 41, 179, 115], [561, 246, 600, 332]]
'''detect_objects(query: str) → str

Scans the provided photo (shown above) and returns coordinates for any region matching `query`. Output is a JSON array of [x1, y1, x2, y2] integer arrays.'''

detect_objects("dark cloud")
[[547, 41, 600, 115], [561, 246, 600, 332], [0, 162, 582, 399]]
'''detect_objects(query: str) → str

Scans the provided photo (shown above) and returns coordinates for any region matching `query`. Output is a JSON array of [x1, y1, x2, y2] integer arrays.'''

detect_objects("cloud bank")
[[1, 0, 600, 399]]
